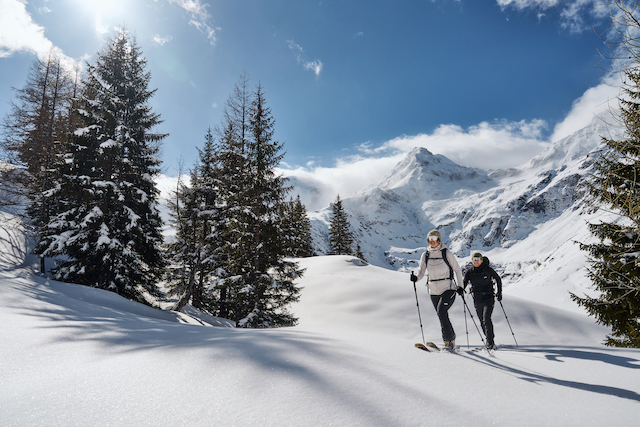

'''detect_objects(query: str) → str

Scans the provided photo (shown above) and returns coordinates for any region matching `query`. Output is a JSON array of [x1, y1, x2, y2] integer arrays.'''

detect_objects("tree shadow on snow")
[[0, 218, 29, 271], [462, 346, 640, 402], [8, 274, 467, 426]]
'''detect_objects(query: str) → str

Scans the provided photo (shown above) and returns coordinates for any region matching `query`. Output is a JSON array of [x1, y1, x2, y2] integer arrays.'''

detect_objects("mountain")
[[306, 116, 614, 312]]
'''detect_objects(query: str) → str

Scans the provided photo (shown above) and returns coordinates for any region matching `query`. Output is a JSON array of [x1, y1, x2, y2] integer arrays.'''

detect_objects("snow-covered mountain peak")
[[525, 116, 611, 172], [370, 147, 494, 200], [308, 116, 612, 294]]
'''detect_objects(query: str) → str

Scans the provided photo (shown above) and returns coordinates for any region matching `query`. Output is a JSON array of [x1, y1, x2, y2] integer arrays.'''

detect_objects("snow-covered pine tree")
[[213, 76, 254, 323], [573, 65, 640, 347], [35, 29, 166, 304], [166, 129, 223, 313], [218, 79, 302, 328], [282, 195, 314, 258], [572, 0, 640, 348], [329, 194, 354, 255], [0, 51, 77, 272]]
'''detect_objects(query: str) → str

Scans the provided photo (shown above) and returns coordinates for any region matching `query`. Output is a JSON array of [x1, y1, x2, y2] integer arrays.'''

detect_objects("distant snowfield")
[[1, 230, 639, 427]]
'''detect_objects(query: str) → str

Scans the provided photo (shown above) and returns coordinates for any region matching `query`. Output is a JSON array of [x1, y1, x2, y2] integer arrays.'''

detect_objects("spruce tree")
[[0, 51, 77, 272], [282, 195, 314, 258], [573, 65, 640, 347], [36, 29, 166, 304], [571, 1, 640, 348], [216, 77, 302, 327], [238, 83, 302, 327], [214, 75, 254, 323], [166, 129, 223, 313], [329, 194, 354, 255]]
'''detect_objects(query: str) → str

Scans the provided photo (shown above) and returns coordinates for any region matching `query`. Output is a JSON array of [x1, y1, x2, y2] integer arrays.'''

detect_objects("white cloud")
[[304, 59, 323, 76], [281, 154, 405, 210], [496, 0, 604, 32], [0, 0, 76, 70], [287, 40, 323, 76], [153, 34, 173, 46], [0, 0, 53, 58], [379, 119, 550, 170], [166, 0, 218, 44], [551, 73, 621, 142]]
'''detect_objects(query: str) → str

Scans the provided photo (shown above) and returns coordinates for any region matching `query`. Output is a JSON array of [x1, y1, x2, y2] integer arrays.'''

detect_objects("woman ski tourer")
[[410, 229, 464, 351], [463, 252, 502, 350]]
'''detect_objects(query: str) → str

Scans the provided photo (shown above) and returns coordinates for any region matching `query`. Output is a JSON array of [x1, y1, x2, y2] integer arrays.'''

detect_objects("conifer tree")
[[329, 194, 354, 255], [213, 75, 254, 322], [573, 65, 640, 347], [571, 1, 640, 347], [216, 77, 302, 327], [36, 29, 166, 304], [166, 129, 223, 313], [237, 83, 302, 327], [282, 195, 314, 258], [0, 51, 77, 272]]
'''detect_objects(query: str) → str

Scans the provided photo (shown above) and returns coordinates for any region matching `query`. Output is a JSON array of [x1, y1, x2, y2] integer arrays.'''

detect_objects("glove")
[[497, 293, 502, 301], [456, 286, 464, 296], [410, 273, 418, 282]]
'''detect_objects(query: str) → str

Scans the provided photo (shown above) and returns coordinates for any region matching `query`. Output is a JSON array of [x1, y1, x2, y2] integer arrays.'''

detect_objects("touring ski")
[[416, 342, 460, 352], [426, 342, 440, 351], [415, 343, 430, 352]]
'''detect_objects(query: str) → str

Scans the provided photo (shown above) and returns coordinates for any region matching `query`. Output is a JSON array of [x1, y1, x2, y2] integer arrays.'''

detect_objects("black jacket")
[[463, 258, 502, 299]]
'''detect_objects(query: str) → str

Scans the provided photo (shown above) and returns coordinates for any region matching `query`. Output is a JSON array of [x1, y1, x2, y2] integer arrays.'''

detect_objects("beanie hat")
[[472, 252, 483, 259], [427, 229, 441, 241]]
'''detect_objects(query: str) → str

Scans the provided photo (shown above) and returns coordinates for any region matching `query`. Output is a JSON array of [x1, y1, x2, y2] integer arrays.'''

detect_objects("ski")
[[414, 342, 441, 352], [415, 343, 430, 352], [416, 342, 461, 352], [426, 342, 440, 351]]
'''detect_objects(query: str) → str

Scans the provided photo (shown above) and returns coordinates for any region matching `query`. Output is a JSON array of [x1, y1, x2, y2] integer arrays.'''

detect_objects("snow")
[[1, 219, 639, 426]]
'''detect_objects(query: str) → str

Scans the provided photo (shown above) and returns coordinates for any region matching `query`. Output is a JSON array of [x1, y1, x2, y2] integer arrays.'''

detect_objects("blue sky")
[[0, 0, 623, 208]]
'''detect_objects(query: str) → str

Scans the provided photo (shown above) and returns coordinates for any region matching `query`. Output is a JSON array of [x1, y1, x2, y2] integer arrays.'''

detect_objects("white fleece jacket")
[[415, 244, 463, 296]]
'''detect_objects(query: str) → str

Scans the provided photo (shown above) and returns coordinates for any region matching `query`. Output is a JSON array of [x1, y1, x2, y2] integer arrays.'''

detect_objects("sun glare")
[[73, 0, 129, 36]]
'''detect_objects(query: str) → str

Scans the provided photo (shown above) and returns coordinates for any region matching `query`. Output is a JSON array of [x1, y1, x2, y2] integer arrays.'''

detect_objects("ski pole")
[[461, 293, 486, 347], [411, 271, 425, 344], [499, 300, 518, 347], [462, 292, 470, 348]]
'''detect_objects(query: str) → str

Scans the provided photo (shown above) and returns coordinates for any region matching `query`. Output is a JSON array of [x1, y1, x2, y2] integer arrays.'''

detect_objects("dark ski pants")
[[473, 296, 495, 346], [430, 290, 457, 343]]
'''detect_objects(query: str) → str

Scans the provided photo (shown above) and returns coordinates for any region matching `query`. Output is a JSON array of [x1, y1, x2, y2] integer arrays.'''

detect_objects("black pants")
[[430, 290, 457, 343], [473, 295, 495, 346]]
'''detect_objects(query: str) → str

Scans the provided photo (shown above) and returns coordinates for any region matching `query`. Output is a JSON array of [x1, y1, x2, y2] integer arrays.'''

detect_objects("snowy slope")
[[1, 250, 639, 427]]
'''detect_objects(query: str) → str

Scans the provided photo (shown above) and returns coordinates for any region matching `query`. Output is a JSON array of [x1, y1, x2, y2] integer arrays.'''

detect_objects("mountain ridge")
[[304, 116, 616, 311]]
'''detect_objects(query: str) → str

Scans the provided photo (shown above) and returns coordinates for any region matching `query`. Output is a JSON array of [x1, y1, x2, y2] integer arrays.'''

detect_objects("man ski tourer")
[[410, 229, 464, 351], [463, 252, 502, 350]]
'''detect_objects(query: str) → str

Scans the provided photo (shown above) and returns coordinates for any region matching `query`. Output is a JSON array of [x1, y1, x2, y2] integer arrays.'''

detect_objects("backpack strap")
[[441, 247, 454, 282], [425, 248, 455, 283]]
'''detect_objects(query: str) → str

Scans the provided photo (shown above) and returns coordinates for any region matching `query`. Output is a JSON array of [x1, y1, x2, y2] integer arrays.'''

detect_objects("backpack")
[[424, 247, 454, 282]]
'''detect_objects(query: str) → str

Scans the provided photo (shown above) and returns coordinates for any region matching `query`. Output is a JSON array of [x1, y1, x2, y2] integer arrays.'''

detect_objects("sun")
[[72, 0, 129, 36]]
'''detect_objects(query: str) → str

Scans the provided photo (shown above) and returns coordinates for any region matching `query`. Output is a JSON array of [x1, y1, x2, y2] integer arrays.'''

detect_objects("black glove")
[[456, 286, 464, 296], [410, 273, 418, 282], [497, 293, 502, 301]]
